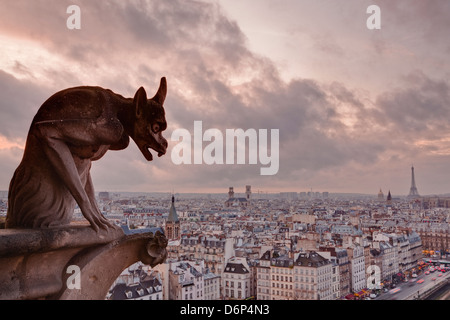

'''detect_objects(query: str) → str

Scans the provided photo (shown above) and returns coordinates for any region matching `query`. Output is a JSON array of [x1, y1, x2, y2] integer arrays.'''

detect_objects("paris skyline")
[[0, 1, 449, 195]]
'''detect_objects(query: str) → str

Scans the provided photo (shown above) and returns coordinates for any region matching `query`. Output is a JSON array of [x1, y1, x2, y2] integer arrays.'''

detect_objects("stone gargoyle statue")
[[145, 230, 169, 267], [6, 78, 168, 232]]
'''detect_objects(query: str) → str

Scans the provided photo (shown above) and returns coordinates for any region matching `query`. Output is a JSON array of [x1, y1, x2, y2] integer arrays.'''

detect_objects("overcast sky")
[[0, 0, 449, 195]]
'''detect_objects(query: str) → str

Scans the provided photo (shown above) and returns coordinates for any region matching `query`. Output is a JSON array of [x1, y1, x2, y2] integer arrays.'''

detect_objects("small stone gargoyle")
[[6, 78, 168, 232], [145, 230, 169, 268]]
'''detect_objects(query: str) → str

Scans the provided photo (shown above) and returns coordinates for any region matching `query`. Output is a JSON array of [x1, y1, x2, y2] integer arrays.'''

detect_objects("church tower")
[[246, 185, 252, 201], [228, 187, 234, 199], [386, 190, 392, 206], [165, 195, 180, 240]]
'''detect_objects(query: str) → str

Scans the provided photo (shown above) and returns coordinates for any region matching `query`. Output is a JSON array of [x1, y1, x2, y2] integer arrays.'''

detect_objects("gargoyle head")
[[145, 230, 168, 267], [131, 77, 168, 161]]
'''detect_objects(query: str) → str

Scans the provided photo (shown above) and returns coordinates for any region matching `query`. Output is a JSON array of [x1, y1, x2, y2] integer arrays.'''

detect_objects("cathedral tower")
[[246, 185, 252, 201], [228, 187, 234, 199]]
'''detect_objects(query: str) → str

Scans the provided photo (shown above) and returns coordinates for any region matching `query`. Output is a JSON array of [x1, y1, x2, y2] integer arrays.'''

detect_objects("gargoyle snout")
[[158, 138, 168, 157]]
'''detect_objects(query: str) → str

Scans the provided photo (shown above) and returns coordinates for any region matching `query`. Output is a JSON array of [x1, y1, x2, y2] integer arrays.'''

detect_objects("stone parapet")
[[0, 226, 167, 300]]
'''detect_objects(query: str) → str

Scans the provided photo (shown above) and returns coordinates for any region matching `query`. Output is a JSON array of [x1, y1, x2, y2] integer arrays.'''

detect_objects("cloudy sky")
[[0, 0, 449, 196]]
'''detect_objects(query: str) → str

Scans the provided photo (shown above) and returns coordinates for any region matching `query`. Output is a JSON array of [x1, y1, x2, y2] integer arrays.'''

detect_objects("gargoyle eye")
[[152, 123, 160, 133]]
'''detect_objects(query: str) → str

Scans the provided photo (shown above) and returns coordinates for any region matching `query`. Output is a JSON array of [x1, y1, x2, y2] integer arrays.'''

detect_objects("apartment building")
[[107, 265, 163, 300], [270, 254, 295, 300], [346, 244, 366, 292], [294, 251, 333, 300], [369, 242, 396, 282], [416, 225, 449, 256], [204, 269, 221, 300], [169, 233, 235, 276], [330, 260, 340, 299], [223, 257, 252, 299], [318, 247, 350, 298], [168, 261, 205, 300], [256, 250, 271, 300]]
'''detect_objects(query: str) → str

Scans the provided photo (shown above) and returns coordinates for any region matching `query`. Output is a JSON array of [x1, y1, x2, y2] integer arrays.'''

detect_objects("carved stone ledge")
[[0, 226, 167, 300]]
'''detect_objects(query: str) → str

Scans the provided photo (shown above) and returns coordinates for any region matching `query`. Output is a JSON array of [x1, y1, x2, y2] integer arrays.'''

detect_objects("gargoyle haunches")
[[6, 78, 168, 232]]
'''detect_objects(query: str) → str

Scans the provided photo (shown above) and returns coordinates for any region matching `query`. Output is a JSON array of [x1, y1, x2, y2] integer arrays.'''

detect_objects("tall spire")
[[165, 194, 180, 240], [408, 165, 420, 198], [167, 195, 179, 222]]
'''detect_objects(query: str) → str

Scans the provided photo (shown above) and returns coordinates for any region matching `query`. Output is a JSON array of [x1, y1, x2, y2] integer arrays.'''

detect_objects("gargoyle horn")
[[152, 77, 167, 105]]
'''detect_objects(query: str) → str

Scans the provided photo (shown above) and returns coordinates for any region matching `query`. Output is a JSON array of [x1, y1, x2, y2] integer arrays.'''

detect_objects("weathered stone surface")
[[0, 225, 124, 256], [0, 226, 167, 300], [6, 78, 168, 232]]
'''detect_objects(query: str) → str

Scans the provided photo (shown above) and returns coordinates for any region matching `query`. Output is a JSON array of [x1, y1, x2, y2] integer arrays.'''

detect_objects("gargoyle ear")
[[134, 87, 147, 118], [151, 77, 167, 105]]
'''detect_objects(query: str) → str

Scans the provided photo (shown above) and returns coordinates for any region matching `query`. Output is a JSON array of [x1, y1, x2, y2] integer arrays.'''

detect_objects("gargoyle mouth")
[[142, 144, 166, 161]]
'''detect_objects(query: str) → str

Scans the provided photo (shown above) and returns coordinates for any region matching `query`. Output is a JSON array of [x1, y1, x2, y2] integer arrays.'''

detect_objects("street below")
[[375, 269, 450, 300]]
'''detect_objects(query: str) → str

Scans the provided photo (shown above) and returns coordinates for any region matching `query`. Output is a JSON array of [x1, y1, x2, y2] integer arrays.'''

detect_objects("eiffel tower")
[[408, 165, 420, 198]]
